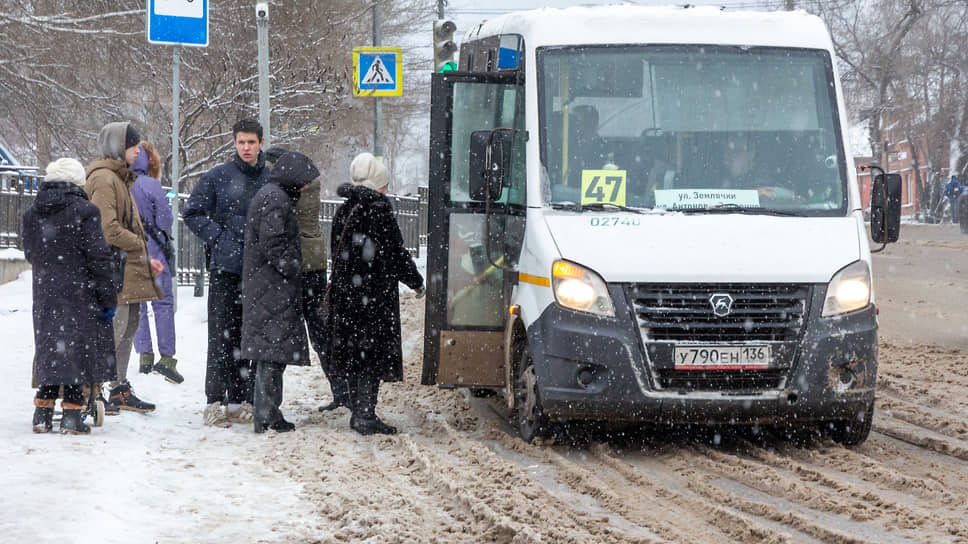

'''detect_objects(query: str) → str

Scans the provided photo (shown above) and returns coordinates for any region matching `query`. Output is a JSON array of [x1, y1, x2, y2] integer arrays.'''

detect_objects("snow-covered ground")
[[0, 256, 424, 543]]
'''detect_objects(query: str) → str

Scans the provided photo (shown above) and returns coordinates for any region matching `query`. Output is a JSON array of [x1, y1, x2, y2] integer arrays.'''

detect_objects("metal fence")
[[1, 173, 427, 287]]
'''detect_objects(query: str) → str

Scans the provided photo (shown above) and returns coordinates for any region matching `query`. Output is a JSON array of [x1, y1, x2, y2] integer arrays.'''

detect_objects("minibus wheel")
[[514, 346, 551, 443], [825, 401, 874, 447]]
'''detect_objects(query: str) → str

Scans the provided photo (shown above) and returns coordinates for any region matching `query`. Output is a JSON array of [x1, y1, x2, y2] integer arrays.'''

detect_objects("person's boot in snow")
[[32, 398, 54, 433], [225, 401, 254, 423], [97, 390, 120, 416], [153, 355, 184, 384], [60, 404, 91, 435], [317, 375, 350, 412], [254, 417, 296, 433], [109, 382, 155, 413], [203, 402, 231, 427], [349, 378, 397, 436], [139, 352, 154, 374]]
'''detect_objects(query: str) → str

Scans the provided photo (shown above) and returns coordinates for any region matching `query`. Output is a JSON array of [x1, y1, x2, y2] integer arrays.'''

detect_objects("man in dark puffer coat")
[[23, 158, 118, 434], [242, 151, 319, 433], [328, 153, 424, 436]]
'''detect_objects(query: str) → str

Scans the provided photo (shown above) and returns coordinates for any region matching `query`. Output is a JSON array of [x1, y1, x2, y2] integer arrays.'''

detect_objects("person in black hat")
[[241, 150, 320, 432], [85, 121, 165, 415]]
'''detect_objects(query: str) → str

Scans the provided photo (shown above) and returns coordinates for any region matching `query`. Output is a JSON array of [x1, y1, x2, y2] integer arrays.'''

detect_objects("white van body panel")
[[543, 213, 860, 284]]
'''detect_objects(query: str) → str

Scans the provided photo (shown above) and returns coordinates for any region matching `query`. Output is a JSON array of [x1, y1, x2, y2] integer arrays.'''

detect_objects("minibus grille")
[[628, 283, 809, 342], [654, 369, 785, 390]]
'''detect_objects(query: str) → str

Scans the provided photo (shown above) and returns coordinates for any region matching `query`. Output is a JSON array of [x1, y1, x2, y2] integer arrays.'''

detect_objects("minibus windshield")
[[538, 45, 848, 216]]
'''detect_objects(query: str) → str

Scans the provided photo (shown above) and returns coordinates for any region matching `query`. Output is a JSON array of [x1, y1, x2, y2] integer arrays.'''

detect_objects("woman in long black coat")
[[328, 152, 424, 436], [22, 158, 118, 434], [242, 151, 319, 433]]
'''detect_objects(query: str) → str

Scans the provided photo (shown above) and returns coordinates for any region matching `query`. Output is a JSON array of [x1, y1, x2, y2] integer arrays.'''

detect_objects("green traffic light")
[[437, 61, 457, 73]]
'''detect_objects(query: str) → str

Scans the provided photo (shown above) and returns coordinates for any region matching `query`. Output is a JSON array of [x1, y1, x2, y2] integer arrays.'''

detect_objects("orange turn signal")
[[552, 261, 584, 279]]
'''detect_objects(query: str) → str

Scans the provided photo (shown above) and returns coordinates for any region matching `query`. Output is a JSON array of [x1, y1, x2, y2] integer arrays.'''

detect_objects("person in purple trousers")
[[131, 141, 183, 384]]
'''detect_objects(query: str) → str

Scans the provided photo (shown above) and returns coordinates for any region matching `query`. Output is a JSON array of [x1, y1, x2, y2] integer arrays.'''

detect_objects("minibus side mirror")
[[870, 172, 901, 244], [468, 129, 510, 202]]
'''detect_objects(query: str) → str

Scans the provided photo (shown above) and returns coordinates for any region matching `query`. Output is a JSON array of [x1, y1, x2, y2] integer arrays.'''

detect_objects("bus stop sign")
[[147, 0, 209, 46]]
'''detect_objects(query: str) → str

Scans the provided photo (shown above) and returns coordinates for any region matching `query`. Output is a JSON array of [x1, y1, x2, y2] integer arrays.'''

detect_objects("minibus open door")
[[421, 71, 526, 389]]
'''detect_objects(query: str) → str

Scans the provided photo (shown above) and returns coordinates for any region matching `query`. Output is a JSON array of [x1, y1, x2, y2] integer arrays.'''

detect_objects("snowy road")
[[2, 225, 967, 543]]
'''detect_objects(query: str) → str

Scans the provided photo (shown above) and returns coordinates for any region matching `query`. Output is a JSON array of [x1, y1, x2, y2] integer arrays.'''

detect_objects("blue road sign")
[[147, 0, 209, 47], [353, 47, 402, 97]]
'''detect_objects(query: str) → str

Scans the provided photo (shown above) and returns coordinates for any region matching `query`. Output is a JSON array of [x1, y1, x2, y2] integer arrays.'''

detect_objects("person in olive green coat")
[[86, 121, 164, 413], [263, 146, 347, 411]]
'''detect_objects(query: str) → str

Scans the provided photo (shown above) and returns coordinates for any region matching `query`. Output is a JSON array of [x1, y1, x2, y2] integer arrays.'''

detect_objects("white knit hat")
[[44, 158, 87, 186], [349, 152, 390, 192]]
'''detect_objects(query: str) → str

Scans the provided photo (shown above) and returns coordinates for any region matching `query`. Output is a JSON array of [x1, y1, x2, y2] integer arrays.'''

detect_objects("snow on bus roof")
[[464, 5, 833, 52]]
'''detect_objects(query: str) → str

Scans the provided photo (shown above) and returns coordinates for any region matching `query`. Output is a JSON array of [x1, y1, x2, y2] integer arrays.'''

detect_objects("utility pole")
[[437, 0, 445, 18], [257, 2, 271, 146], [171, 45, 181, 307], [373, 3, 383, 160]]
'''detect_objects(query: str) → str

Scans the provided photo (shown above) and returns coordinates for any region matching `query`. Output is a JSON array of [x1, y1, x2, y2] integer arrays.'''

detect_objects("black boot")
[[60, 409, 91, 435], [318, 375, 351, 412], [349, 377, 397, 436], [32, 405, 54, 433], [109, 382, 156, 413]]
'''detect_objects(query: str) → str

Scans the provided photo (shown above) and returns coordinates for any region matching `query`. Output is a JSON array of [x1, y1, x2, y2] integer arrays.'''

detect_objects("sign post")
[[147, 0, 209, 302]]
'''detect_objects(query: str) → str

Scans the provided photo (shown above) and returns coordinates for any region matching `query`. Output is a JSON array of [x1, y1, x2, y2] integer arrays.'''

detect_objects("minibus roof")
[[464, 6, 834, 52]]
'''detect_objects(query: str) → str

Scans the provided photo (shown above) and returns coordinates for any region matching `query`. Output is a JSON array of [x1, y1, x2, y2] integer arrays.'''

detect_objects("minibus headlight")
[[552, 261, 615, 317], [822, 260, 871, 317]]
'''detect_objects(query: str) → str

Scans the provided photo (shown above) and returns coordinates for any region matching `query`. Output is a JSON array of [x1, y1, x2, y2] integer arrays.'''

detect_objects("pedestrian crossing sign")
[[353, 47, 403, 97]]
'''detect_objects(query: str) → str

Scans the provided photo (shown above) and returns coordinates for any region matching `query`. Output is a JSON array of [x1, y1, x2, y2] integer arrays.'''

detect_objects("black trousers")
[[348, 374, 380, 418], [254, 361, 286, 427], [206, 270, 254, 405], [301, 269, 329, 368], [36, 384, 84, 405]]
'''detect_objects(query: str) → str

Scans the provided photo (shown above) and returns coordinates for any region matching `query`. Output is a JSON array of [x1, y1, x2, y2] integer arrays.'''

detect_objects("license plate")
[[674, 345, 772, 370]]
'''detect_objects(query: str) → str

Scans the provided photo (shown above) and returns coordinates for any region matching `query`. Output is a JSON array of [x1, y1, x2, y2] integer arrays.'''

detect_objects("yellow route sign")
[[581, 170, 627, 206]]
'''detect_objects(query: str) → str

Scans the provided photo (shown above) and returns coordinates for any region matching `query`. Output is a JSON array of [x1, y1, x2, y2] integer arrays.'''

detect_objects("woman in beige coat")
[[85, 121, 164, 413]]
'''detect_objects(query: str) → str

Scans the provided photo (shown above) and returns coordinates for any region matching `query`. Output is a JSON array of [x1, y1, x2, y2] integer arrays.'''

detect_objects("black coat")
[[328, 183, 423, 382], [22, 182, 117, 386], [241, 152, 319, 365], [184, 152, 270, 276]]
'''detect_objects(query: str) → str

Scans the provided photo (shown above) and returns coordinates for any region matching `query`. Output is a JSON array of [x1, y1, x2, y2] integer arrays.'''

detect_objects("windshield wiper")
[[551, 202, 646, 214], [678, 203, 805, 217]]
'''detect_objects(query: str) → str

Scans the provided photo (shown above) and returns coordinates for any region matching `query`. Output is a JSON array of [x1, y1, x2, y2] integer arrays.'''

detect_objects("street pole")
[[171, 44, 181, 309], [257, 6, 271, 146], [437, 0, 445, 18], [373, 3, 382, 160]]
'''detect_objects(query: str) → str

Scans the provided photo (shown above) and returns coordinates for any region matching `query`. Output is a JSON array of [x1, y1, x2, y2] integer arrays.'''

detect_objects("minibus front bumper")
[[526, 285, 877, 425]]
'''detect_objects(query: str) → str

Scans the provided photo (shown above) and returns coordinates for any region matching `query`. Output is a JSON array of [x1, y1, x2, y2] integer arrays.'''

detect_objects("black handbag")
[[110, 198, 133, 292], [318, 203, 361, 323], [110, 247, 127, 292]]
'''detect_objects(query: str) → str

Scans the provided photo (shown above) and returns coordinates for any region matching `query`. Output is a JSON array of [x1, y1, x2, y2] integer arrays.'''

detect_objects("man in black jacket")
[[183, 118, 269, 427], [241, 151, 319, 432]]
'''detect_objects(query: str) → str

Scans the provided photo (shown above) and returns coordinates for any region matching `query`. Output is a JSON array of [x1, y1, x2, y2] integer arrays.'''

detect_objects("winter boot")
[[60, 404, 91, 435], [317, 375, 351, 412], [32, 398, 54, 433], [139, 353, 155, 374], [349, 378, 397, 436], [254, 417, 296, 434], [153, 355, 184, 384], [109, 382, 156, 413]]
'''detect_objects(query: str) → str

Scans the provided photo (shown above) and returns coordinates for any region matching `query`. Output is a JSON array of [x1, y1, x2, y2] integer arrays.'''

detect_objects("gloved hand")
[[414, 286, 425, 299], [99, 306, 117, 322]]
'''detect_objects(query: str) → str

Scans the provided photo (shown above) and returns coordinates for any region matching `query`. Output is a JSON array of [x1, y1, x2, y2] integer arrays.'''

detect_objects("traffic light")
[[433, 20, 457, 73]]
